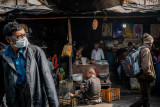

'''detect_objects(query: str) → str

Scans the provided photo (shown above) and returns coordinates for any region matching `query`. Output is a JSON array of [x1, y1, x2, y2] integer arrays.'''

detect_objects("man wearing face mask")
[[130, 33, 156, 107], [0, 22, 59, 107]]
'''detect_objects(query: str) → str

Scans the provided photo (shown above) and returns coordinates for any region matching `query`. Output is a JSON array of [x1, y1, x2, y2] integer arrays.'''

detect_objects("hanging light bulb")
[[123, 24, 127, 28]]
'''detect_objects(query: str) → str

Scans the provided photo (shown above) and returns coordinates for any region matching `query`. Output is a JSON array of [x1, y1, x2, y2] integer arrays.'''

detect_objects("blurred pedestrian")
[[130, 33, 156, 107]]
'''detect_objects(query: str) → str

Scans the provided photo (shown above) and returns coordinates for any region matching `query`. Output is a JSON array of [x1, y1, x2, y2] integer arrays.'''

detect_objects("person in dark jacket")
[[0, 42, 7, 53], [130, 33, 156, 107], [0, 22, 59, 107], [0, 42, 7, 106]]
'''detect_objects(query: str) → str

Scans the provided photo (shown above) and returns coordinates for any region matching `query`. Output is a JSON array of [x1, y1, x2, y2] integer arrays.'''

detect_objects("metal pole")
[[68, 18, 72, 80]]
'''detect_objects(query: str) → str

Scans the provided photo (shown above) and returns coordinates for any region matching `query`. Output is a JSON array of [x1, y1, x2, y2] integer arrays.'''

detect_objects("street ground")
[[78, 71, 160, 107], [57, 71, 160, 107], [78, 95, 160, 107]]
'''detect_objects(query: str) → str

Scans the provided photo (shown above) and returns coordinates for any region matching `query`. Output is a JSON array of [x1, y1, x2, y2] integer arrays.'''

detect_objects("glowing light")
[[123, 24, 127, 28]]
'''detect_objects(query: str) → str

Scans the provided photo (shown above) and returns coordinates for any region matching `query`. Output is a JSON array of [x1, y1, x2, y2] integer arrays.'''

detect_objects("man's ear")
[[5, 36, 11, 43]]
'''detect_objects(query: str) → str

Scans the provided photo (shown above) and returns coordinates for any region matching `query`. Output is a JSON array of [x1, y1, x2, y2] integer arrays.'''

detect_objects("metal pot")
[[72, 73, 83, 81], [99, 73, 110, 79]]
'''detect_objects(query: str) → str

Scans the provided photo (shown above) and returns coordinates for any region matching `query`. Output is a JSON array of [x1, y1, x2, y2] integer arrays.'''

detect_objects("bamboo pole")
[[68, 18, 72, 80]]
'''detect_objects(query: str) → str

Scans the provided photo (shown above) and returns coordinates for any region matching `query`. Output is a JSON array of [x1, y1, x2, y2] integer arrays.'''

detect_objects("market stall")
[[72, 60, 111, 88]]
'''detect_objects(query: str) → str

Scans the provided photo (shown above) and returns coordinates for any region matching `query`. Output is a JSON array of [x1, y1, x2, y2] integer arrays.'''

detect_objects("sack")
[[61, 44, 72, 57], [124, 46, 146, 78], [130, 78, 140, 90]]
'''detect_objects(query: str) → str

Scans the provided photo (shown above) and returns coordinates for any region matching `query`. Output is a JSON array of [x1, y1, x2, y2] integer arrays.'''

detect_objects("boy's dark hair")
[[52, 52, 58, 56], [3, 22, 23, 36], [0, 42, 7, 50], [128, 42, 133, 46]]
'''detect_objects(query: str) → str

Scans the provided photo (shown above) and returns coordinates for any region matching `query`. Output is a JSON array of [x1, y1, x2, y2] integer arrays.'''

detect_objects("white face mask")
[[13, 37, 29, 48]]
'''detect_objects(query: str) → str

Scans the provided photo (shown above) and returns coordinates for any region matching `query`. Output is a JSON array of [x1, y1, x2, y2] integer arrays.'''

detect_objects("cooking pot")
[[99, 73, 110, 79], [72, 73, 83, 81]]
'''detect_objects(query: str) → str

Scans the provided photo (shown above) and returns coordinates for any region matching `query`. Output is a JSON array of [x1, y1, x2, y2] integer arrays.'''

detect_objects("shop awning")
[[0, 5, 60, 15], [105, 4, 160, 13]]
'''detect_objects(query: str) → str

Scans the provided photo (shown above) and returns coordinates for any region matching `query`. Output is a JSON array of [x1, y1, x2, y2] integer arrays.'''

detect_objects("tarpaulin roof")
[[0, 5, 61, 15], [0, 4, 160, 17], [105, 4, 160, 13]]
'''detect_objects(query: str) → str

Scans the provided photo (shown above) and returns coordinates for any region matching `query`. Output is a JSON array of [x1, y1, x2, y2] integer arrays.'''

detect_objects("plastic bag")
[[61, 44, 72, 57], [130, 78, 140, 90]]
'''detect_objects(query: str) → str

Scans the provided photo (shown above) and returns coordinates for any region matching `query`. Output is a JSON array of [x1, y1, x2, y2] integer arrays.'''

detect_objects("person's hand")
[[69, 93, 74, 97], [80, 84, 84, 89]]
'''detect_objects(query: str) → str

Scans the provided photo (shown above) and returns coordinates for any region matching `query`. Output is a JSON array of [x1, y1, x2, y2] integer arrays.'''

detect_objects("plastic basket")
[[100, 88, 120, 102]]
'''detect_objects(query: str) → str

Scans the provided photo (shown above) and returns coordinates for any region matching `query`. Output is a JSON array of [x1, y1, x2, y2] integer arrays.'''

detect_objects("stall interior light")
[[123, 24, 127, 28]]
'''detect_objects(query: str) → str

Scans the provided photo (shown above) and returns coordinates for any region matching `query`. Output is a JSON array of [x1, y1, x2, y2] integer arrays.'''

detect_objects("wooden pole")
[[68, 18, 72, 80], [16, 15, 157, 20]]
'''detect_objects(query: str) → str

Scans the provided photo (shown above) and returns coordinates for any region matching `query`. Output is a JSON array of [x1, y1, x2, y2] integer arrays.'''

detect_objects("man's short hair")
[[94, 43, 99, 46], [0, 42, 7, 50], [88, 67, 96, 75], [3, 22, 23, 37]]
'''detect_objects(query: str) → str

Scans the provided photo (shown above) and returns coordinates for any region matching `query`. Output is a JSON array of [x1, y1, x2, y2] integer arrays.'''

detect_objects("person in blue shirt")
[[0, 22, 59, 107]]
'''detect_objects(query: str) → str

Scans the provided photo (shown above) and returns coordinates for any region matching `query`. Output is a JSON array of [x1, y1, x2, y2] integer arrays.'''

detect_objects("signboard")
[[102, 23, 112, 37], [150, 24, 160, 38], [133, 24, 143, 38], [123, 24, 133, 38], [113, 24, 123, 38], [123, 0, 159, 5]]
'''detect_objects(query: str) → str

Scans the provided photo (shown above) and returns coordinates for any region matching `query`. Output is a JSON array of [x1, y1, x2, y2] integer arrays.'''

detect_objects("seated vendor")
[[75, 46, 83, 60], [69, 67, 101, 104]]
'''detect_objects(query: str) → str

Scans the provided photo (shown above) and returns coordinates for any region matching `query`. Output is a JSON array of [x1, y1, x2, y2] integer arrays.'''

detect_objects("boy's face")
[[80, 47, 83, 51], [48, 56, 51, 60], [53, 54, 57, 58]]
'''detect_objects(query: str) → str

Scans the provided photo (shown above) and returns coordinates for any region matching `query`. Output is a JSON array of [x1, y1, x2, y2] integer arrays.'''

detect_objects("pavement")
[[78, 72, 160, 107], [78, 95, 160, 107]]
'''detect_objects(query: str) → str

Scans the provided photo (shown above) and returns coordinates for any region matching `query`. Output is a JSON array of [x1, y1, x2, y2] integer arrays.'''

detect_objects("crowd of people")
[[0, 21, 159, 107]]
